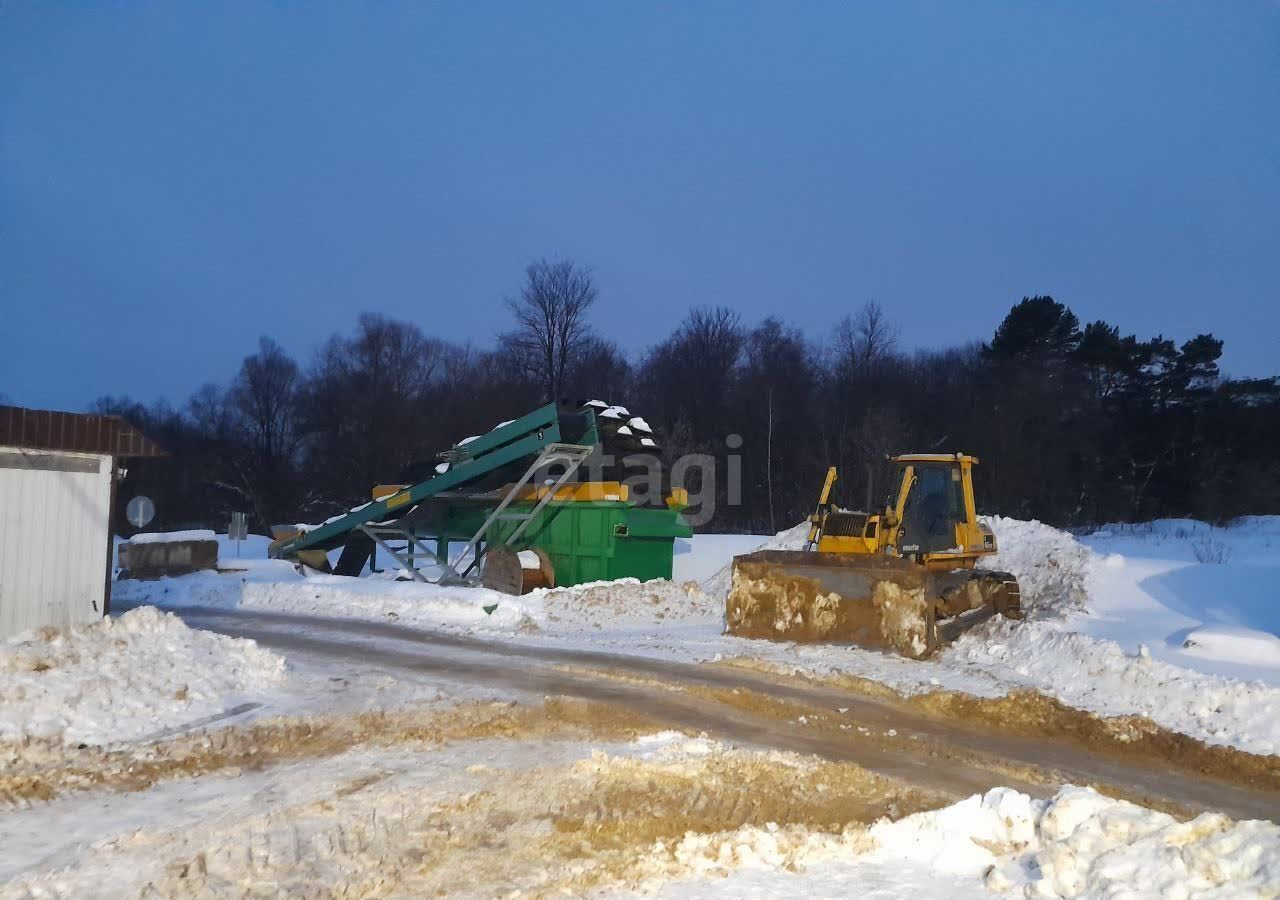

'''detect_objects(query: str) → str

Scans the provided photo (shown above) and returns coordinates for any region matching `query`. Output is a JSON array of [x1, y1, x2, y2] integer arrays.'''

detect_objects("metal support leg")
[[444, 444, 593, 583], [358, 525, 444, 583]]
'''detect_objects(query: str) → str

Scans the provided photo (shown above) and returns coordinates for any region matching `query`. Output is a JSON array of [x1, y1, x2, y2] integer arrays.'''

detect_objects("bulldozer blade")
[[726, 550, 938, 658]]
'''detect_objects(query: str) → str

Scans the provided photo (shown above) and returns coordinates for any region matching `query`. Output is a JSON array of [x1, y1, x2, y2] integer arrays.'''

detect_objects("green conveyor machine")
[[268, 401, 693, 595]]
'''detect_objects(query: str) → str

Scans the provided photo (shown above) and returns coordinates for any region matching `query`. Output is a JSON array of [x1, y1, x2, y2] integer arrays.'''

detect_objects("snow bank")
[[689, 515, 1280, 755], [126, 564, 538, 634], [0, 607, 285, 746], [649, 785, 1280, 898], [949, 517, 1280, 754], [946, 619, 1280, 755], [979, 516, 1092, 618], [985, 785, 1280, 897]]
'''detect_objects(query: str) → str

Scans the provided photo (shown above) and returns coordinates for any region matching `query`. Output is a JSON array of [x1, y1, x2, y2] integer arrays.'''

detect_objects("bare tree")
[[303, 314, 450, 498], [835, 300, 899, 375], [505, 258, 598, 401], [187, 383, 234, 439], [229, 337, 304, 528]]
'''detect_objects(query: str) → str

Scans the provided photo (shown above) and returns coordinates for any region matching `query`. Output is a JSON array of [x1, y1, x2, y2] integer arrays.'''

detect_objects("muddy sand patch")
[[125, 743, 943, 899], [0, 698, 663, 808], [715, 656, 1280, 798]]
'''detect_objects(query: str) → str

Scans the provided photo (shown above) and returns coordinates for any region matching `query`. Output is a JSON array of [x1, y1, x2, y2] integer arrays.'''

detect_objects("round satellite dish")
[[126, 495, 156, 529]]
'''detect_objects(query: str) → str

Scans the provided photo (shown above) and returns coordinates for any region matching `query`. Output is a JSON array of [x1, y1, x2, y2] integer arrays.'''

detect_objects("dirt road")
[[179, 605, 1280, 822]]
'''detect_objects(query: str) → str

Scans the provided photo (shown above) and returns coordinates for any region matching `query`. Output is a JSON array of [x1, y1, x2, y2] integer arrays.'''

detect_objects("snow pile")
[[979, 516, 1093, 619], [946, 619, 1280, 755], [646, 821, 871, 885], [0, 607, 285, 746], [701, 521, 810, 600], [685, 516, 1280, 755], [648, 786, 1280, 898], [985, 786, 1280, 897], [534, 578, 719, 632]]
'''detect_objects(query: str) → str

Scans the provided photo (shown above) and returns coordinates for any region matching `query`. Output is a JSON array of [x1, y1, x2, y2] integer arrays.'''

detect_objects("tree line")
[[93, 258, 1280, 535]]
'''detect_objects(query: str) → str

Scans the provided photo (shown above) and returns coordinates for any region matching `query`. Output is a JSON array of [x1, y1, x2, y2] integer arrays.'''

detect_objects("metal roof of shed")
[[0, 406, 165, 458]]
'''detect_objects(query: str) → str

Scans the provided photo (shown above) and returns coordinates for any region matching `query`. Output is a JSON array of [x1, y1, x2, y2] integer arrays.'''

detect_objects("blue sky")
[[3, 2, 1278, 410]]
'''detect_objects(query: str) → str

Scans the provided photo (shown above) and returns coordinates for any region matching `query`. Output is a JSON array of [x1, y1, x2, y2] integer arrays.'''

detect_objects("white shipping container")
[[0, 446, 113, 639]]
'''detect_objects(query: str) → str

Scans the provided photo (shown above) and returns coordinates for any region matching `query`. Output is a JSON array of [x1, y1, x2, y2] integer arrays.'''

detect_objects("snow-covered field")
[[1078, 518, 1280, 678]]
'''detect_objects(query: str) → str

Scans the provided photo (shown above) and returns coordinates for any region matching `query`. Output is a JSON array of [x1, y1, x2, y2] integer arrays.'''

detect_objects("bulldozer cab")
[[885, 454, 994, 566], [892, 459, 968, 556], [811, 454, 996, 565]]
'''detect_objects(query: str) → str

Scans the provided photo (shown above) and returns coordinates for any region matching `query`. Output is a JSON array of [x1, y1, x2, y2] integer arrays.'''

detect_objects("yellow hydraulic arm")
[[804, 467, 838, 551]]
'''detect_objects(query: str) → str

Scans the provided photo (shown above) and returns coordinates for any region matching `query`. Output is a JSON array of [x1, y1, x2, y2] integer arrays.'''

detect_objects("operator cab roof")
[[892, 453, 980, 465]]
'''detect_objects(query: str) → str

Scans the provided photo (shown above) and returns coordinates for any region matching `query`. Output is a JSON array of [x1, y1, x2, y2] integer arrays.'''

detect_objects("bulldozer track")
[[178, 606, 1280, 822], [972, 569, 1023, 619]]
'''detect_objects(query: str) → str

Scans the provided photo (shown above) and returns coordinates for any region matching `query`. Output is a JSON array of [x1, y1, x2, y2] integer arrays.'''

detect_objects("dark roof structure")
[[0, 406, 166, 458]]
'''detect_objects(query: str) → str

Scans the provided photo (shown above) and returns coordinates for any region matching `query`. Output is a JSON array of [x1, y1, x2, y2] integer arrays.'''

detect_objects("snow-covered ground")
[[6, 517, 1280, 897], [111, 516, 1280, 756], [1077, 518, 1280, 680], [5, 725, 1275, 898]]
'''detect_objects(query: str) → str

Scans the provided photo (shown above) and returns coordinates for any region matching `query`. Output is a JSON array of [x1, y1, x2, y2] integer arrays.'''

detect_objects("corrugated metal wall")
[[0, 446, 112, 639]]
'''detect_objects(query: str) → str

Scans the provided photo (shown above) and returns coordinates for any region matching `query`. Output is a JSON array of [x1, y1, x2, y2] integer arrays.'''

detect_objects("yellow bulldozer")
[[726, 454, 1022, 658]]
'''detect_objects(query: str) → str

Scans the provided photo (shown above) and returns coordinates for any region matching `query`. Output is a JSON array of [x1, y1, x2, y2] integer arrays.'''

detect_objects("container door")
[[574, 507, 606, 584]]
